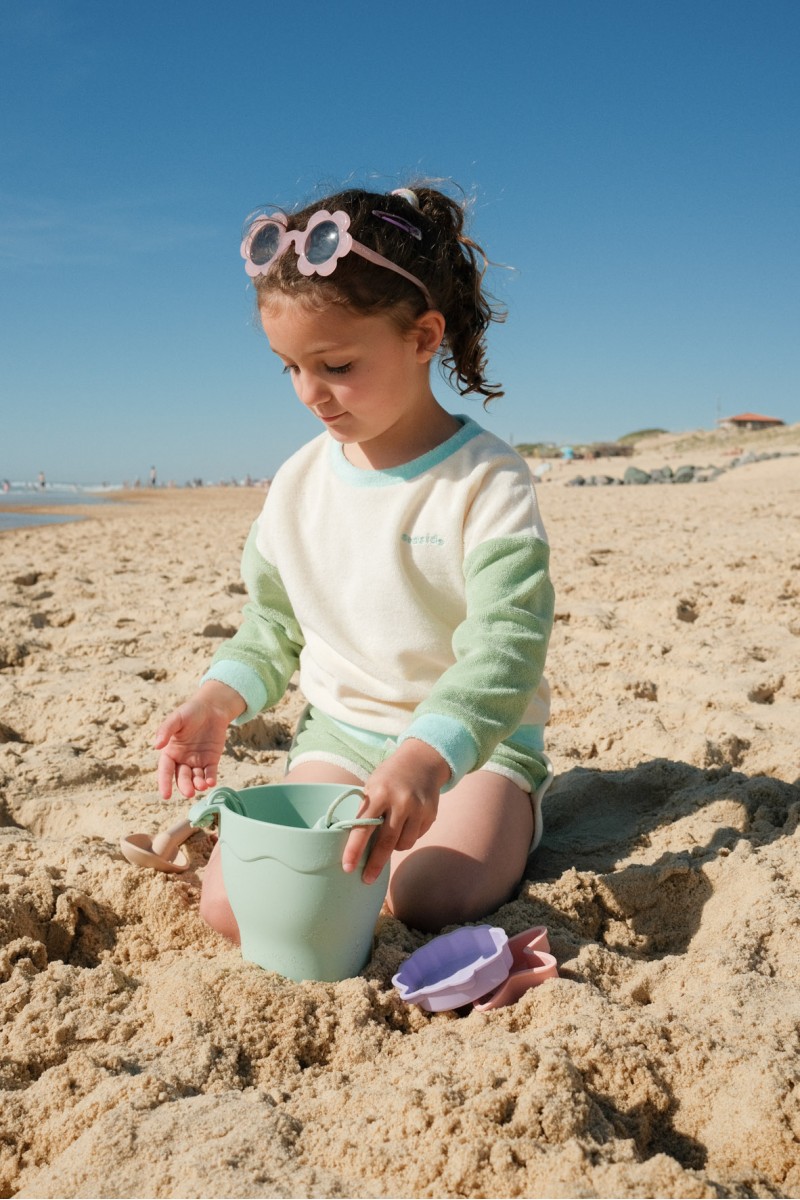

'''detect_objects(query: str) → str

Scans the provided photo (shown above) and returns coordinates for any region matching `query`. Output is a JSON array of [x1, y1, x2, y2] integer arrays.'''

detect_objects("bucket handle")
[[187, 786, 247, 830], [314, 787, 384, 832], [187, 786, 382, 833]]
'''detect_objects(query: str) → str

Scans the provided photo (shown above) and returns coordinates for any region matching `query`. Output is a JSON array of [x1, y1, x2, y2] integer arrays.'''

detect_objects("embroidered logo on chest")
[[401, 532, 444, 547]]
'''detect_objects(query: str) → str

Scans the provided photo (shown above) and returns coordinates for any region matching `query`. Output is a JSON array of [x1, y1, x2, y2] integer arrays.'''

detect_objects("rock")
[[0, 640, 29, 669], [624, 467, 652, 485], [201, 622, 238, 638]]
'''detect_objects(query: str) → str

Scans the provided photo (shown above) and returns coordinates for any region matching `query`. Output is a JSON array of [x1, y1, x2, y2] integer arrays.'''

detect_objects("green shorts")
[[287, 706, 553, 849]]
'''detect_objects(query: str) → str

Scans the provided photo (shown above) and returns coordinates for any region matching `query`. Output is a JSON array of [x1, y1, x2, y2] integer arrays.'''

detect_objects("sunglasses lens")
[[249, 223, 281, 266], [306, 220, 340, 266]]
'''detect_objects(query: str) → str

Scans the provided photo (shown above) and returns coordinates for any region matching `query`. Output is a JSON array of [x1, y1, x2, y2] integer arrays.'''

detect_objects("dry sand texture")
[[0, 428, 798, 1198]]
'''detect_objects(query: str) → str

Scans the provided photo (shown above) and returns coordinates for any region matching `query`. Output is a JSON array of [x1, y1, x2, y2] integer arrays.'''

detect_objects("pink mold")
[[472, 926, 558, 1011]]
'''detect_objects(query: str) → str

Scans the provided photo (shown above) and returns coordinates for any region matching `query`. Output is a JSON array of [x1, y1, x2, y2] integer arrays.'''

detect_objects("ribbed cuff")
[[398, 714, 479, 791], [201, 661, 268, 724]]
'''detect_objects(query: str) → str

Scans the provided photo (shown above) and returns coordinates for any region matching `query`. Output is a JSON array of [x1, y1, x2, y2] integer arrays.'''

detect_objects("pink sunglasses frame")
[[240, 209, 433, 307]]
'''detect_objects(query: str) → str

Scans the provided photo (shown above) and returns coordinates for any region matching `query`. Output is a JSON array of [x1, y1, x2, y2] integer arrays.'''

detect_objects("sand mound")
[[1, 456, 798, 1198]]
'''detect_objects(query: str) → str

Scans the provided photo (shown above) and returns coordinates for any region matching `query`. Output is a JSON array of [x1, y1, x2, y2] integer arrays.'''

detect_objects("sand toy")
[[393, 924, 558, 1012], [187, 784, 389, 982], [392, 925, 513, 1011], [120, 818, 195, 873], [472, 926, 558, 1011]]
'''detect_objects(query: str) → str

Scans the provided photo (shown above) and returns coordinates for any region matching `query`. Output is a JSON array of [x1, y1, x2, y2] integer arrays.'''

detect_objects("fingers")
[[157, 752, 217, 801], [363, 819, 406, 886], [344, 820, 399, 886], [153, 710, 183, 750], [342, 825, 374, 877], [176, 762, 200, 800], [342, 802, 430, 885], [173, 761, 217, 800], [197, 763, 217, 790], [154, 702, 223, 800], [157, 750, 177, 800], [343, 745, 447, 881]]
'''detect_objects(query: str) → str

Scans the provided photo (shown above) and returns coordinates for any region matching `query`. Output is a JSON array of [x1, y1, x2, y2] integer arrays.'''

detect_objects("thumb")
[[153, 709, 183, 749]]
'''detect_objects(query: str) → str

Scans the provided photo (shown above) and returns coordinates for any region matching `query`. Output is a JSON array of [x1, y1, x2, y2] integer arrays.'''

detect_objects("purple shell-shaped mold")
[[392, 925, 513, 1012]]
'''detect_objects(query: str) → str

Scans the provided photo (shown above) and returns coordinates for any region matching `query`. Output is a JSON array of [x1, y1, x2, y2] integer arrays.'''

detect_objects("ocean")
[[0, 484, 122, 532]]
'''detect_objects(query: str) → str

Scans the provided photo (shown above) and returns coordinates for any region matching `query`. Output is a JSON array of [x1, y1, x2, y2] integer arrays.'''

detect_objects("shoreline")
[[0, 486, 269, 534]]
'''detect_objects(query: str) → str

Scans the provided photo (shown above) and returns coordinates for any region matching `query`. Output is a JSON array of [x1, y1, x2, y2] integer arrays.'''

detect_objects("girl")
[[155, 184, 555, 935]]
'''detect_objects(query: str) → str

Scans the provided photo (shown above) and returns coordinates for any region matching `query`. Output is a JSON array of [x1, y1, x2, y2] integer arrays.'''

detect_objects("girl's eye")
[[281, 364, 298, 375], [325, 363, 352, 375]]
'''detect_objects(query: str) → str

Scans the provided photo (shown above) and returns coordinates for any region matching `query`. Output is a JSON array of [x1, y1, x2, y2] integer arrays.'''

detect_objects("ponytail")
[[411, 184, 506, 404]]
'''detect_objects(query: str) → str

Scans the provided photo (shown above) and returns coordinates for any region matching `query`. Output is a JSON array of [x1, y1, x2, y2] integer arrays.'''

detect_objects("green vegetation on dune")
[[617, 429, 668, 443]]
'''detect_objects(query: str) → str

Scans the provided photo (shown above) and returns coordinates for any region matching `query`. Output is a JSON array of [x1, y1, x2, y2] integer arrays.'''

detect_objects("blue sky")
[[1, 0, 798, 485]]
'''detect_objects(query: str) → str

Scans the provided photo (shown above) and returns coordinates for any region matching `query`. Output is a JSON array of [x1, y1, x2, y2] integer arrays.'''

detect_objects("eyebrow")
[[270, 342, 355, 359]]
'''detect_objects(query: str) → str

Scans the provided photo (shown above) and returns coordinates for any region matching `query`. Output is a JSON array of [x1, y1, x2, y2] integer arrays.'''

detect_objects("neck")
[[344, 404, 462, 470]]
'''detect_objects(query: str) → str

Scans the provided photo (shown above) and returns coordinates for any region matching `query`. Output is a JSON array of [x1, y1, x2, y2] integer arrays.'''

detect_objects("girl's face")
[[260, 300, 448, 467]]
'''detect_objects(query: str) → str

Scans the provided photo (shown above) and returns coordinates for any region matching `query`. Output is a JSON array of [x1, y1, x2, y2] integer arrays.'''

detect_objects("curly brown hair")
[[247, 184, 506, 404]]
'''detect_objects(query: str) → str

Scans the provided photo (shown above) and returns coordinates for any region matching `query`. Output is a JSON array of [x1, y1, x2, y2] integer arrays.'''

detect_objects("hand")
[[342, 739, 451, 885], [154, 681, 246, 799]]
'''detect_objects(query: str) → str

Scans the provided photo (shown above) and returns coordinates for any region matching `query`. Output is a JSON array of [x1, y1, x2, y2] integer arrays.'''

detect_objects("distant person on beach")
[[37, 471, 46, 490], [149, 466, 157, 487], [155, 183, 555, 935]]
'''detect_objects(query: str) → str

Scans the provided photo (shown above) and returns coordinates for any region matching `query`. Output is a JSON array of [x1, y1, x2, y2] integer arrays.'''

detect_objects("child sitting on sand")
[[155, 183, 555, 934]]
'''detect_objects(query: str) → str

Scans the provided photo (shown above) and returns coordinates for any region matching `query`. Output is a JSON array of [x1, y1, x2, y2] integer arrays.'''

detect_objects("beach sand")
[[1, 428, 798, 1198]]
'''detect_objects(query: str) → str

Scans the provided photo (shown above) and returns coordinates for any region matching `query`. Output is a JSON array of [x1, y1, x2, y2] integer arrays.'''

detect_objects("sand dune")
[[1, 430, 798, 1198]]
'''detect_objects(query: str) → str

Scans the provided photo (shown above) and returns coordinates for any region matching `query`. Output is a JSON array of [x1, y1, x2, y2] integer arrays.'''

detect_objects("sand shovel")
[[119, 818, 196, 873]]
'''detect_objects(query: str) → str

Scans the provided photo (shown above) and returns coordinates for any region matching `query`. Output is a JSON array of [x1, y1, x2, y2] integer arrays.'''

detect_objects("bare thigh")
[[387, 770, 534, 932]]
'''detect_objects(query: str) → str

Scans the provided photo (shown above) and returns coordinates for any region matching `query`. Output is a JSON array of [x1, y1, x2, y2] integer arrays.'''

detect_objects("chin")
[[324, 427, 355, 443]]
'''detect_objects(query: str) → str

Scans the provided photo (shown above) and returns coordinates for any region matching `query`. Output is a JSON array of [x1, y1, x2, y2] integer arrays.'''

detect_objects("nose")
[[295, 371, 331, 411]]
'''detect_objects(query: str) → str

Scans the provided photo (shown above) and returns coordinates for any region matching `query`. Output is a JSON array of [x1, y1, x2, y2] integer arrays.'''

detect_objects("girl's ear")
[[413, 310, 446, 363]]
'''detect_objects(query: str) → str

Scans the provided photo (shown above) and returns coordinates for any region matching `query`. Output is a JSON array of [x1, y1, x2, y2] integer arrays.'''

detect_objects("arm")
[[155, 523, 304, 797], [201, 522, 305, 722], [344, 534, 554, 882], [398, 533, 554, 783]]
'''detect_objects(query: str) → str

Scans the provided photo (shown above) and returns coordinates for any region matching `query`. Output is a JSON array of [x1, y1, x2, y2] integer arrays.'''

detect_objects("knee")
[[198, 885, 239, 943], [387, 888, 476, 934], [198, 846, 240, 944], [387, 850, 506, 934]]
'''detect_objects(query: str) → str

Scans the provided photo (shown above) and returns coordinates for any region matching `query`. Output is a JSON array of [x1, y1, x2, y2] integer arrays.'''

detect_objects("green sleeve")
[[206, 523, 304, 717], [400, 535, 554, 778]]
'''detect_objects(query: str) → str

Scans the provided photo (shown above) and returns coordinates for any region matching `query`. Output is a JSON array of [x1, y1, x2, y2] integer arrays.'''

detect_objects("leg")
[[198, 760, 362, 942], [198, 840, 240, 943], [387, 770, 534, 933]]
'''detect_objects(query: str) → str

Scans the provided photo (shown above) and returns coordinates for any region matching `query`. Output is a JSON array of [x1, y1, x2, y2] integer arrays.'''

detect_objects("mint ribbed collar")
[[329, 416, 481, 487]]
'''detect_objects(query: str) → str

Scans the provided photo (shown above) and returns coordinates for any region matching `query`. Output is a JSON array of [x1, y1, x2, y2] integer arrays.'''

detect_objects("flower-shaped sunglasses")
[[240, 209, 433, 307]]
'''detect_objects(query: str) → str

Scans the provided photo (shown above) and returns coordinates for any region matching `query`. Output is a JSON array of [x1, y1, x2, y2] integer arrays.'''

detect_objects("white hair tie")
[[391, 188, 420, 209]]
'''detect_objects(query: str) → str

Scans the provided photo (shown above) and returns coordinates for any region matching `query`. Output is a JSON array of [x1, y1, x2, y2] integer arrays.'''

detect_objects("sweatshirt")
[[204, 416, 554, 786]]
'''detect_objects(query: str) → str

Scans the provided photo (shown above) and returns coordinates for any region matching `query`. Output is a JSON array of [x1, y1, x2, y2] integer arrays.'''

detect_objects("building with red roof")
[[718, 412, 785, 430]]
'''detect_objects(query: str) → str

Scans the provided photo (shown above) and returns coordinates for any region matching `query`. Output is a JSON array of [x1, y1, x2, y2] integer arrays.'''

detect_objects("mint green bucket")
[[188, 784, 389, 982]]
